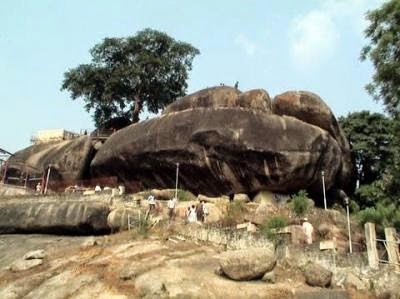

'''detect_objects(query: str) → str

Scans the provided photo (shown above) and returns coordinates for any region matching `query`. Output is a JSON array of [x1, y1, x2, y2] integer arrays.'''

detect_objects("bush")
[[357, 202, 400, 232], [349, 200, 360, 213], [261, 215, 288, 243], [136, 214, 151, 237], [177, 189, 196, 201], [222, 200, 245, 227], [290, 190, 310, 218]]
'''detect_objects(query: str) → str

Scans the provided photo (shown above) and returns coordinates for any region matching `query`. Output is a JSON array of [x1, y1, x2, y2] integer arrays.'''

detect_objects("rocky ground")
[[0, 228, 389, 299]]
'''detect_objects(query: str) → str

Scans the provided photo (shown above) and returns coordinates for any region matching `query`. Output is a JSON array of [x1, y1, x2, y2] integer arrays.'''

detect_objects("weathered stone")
[[80, 237, 100, 248], [273, 90, 354, 194], [10, 259, 43, 272], [218, 248, 276, 280], [261, 270, 276, 283], [253, 190, 274, 204], [6, 136, 94, 183], [251, 202, 278, 226], [344, 272, 368, 291], [0, 200, 110, 234], [91, 86, 353, 203], [303, 262, 332, 287], [197, 194, 230, 204], [233, 193, 250, 203], [23, 249, 46, 260], [107, 207, 138, 232], [290, 225, 307, 245]]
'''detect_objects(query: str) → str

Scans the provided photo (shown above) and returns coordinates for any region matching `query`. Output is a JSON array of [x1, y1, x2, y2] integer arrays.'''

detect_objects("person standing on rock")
[[146, 194, 156, 219], [188, 204, 197, 223], [196, 201, 205, 222], [167, 197, 177, 222], [302, 218, 314, 245]]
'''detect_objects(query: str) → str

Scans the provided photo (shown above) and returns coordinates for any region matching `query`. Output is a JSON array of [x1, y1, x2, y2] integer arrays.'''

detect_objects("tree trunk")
[[132, 95, 142, 123]]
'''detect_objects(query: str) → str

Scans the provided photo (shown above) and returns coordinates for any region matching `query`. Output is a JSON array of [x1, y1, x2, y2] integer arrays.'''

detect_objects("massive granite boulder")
[[6, 136, 94, 183], [0, 200, 110, 234], [91, 86, 354, 201]]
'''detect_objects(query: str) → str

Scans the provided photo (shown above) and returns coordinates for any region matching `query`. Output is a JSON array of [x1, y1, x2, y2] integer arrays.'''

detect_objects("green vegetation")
[[357, 203, 400, 232], [62, 28, 200, 128], [290, 190, 311, 218], [222, 200, 245, 227], [334, 0, 400, 232], [361, 0, 400, 115], [136, 213, 151, 237], [177, 189, 196, 201], [261, 215, 288, 243]]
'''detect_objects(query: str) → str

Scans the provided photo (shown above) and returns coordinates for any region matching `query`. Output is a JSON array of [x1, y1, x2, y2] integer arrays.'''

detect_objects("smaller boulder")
[[10, 259, 43, 272], [107, 207, 138, 231], [303, 263, 332, 287], [218, 248, 276, 281], [261, 271, 276, 284], [344, 272, 368, 291], [197, 194, 230, 204], [251, 202, 278, 226], [253, 190, 274, 204], [23, 249, 46, 260], [81, 237, 100, 248], [233, 193, 250, 203]]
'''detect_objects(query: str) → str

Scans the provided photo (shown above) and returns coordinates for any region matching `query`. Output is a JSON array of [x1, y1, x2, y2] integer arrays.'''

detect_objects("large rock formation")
[[91, 86, 354, 201], [0, 200, 110, 234], [6, 136, 94, 183]]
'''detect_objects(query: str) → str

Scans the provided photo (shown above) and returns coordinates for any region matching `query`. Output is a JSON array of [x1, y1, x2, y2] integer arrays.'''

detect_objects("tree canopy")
[[61, 28, 200, 128], [361, 0, 400, 116], [339, 111, 392, 185]]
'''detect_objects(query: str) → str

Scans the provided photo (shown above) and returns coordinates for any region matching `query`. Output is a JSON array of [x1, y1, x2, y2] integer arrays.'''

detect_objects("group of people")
[[145, 194, 208, 224], [186, 200, 208, 223]]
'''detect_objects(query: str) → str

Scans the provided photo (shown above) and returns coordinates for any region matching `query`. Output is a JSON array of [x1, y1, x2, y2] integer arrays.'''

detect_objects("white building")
[[31, 129, 79, 144]]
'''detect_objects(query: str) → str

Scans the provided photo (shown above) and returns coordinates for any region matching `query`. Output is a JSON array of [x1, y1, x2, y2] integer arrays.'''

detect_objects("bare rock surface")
[[23, 249, 46, 260], [91, 86, 354, 202], [0, 233, 313, 299], [6, 135, 94, 182], [0, 200, 110, 234]]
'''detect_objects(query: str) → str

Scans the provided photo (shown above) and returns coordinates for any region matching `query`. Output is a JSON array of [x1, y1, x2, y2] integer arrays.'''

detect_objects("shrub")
[[290, 190, 310, 218], [136, 214, 151, 237], [177, 189, 196, 201], [357, 202, 400, 232], [261, 215, 288, 243], [222, 200, 245, 227]]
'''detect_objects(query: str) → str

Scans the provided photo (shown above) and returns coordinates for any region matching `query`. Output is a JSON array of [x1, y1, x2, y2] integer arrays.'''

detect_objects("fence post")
[[365, 222, 379, 269], [384, 227, 399, 272]]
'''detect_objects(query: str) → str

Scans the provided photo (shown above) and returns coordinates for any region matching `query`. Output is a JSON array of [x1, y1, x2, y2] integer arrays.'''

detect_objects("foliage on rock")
[[290, 190, 310, 218], [62, 28, 199, 127], [261, 215, 288, 244]]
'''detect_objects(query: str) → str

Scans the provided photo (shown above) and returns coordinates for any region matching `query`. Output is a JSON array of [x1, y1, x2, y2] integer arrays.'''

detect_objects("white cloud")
[[289, 0, 385, 70], [234, 33, 256, 56], [290, 10, 339, 69]]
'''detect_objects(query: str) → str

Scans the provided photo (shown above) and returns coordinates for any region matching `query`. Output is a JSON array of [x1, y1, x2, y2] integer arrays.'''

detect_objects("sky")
[[0, 0, 386, 153]]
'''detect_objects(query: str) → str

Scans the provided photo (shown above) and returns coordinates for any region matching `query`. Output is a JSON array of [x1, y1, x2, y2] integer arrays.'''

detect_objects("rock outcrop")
[[218, 248, 276, 280], [91, 86, 354, 202], [0, 200, 110, 234], [303, 262, 333, 287], [6, 136, 94, 183]]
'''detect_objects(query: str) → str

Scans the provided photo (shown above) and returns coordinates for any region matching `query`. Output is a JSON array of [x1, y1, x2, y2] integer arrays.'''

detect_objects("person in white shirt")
[[187, 205, 197, 223], [94, 185, 102, 192], [167, 197, 177, 221], [302, 218, 314, 244], [145, 194, 156, 220]]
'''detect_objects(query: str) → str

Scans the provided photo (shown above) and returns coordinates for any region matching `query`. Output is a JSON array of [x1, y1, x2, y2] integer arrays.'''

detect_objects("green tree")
[[338, 111, 392, 185], [62, 28, 200, 128], [361, 0, 400, 115]]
